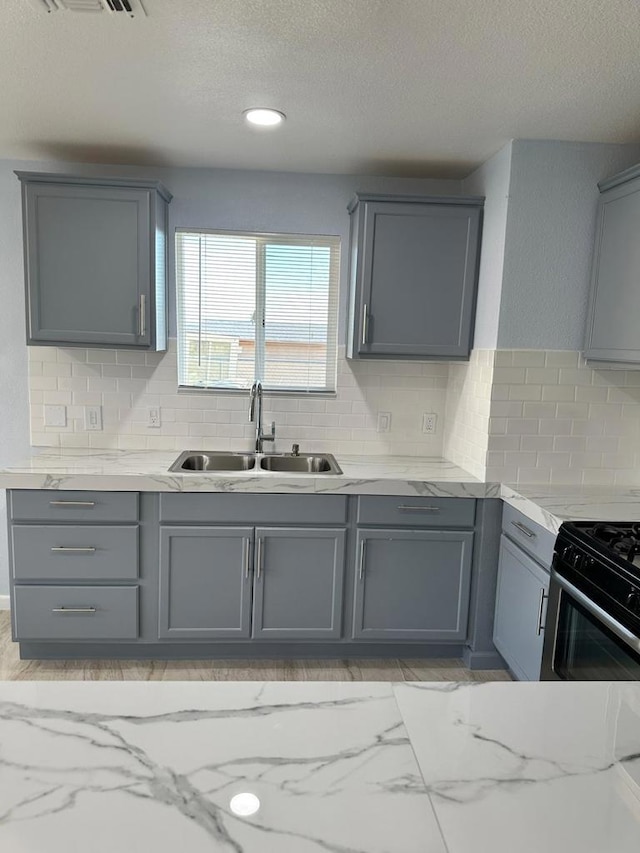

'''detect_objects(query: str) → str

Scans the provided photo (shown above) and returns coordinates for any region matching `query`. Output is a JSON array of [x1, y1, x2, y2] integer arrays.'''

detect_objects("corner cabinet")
[[16, 171, 172, 351], [584, 163, 640, 364], [493, 506, 555, 681], [346, 193, 483, 360]]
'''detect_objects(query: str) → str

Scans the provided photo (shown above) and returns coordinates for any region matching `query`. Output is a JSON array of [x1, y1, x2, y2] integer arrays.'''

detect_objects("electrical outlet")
[[147, 406, 161, 428], [422, 413, 437, 434], [44, 405, 67, 428], [377, 412, 392, 433], [84, 406, 103, 431]]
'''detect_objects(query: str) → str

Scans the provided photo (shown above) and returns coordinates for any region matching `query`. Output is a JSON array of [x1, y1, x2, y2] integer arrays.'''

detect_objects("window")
[[176, 230, 340, 393]]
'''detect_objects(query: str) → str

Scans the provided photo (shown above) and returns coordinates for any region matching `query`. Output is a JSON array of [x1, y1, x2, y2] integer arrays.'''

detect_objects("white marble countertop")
[[0, 448, 499, 498], [1, 680, 639, 853], [3, 449, 640, 535], [501, 483, 640, 534]]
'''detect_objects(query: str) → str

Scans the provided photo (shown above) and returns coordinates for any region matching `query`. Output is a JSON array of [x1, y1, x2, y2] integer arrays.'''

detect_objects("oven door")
[[541, 572, 640, 681]]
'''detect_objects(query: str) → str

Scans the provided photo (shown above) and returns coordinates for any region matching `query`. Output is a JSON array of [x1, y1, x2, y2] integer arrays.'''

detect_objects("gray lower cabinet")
[[493, 534, 549, 681], [347, 193, 483, 360], [13, 585, 139, 641], [252, 527, 346, 640], [159, 527, 253, 639], [352, 529, 474, 640], [16, 172, 171, 351]]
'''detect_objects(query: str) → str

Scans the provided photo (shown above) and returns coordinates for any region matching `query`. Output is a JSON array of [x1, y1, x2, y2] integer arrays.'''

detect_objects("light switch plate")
[[84, 406, 103, 431], [44, 405, 66, 428], [377, 412, 392, 433]]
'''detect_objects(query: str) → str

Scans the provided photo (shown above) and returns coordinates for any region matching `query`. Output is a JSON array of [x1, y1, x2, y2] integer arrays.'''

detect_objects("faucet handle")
[[269, 421, 276, 439]]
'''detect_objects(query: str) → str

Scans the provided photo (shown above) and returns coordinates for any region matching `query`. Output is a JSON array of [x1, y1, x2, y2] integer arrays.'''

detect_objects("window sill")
[[177, 385, 337, 399]]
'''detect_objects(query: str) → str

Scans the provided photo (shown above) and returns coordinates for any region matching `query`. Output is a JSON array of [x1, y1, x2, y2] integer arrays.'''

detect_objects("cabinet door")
[[252, 528, 345, 640], [584, 179, 640, 363], [23, 182, 151, 347], [493, 534, 549, 681], [352, 529, 473, 640], [159, 527, 252, 639], [356, 201, 481, 358]]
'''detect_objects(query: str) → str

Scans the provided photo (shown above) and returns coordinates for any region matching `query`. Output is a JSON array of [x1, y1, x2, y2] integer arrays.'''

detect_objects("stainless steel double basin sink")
[[170, 450, 343, 475]]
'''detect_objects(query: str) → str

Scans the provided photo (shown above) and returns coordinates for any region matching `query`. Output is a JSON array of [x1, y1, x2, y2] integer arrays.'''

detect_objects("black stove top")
[[573, 522, 640, 571], [554, 521, 640, 630]]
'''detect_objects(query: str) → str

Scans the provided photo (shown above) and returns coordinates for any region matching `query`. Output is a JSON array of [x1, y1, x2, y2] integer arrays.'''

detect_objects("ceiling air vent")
[[31, 0, 146, 16]]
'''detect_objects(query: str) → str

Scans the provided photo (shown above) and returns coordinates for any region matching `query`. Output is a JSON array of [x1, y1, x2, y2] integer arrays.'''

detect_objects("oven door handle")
[[554, 572, 640, 655]]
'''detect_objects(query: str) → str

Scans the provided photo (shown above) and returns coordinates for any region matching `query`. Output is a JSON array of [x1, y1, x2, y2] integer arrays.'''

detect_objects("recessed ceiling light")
[[244, 108, 286, 127], [229, 792, 261, 816]]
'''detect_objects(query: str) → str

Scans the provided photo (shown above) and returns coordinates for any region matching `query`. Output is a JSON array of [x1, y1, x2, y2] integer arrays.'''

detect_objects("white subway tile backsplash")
[[29, 342, 449, 457], [28, 343, 640, 484]]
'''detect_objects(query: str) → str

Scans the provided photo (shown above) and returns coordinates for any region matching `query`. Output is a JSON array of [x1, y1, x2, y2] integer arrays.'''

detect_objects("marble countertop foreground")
[[2, 448, 640, 533], [0, 680, 638, 853]]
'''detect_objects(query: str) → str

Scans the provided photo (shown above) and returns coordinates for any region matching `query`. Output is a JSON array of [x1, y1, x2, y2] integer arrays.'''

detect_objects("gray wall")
[[497, 140, 640, 350], [0, 157, 460, 594], [462, 142, 513, 350]]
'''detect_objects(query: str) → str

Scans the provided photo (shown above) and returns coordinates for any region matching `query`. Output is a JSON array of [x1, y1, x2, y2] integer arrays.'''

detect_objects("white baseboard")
[[0, 595, 10, 610]]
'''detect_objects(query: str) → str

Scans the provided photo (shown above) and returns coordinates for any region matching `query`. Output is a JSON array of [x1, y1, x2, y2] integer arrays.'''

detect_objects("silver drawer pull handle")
[[511, 520, 536, 538], [397, 505, 440, 513], [49, 501, 96, 508], [52, 607, 97, 615], [51, 546, 96, 553]]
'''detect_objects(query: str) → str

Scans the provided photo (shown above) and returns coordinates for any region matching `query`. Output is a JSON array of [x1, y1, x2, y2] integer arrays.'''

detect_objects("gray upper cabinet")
[[347, 194, 483, 360], [493, 534, 549, 681], [352, 529, 473, 641], [159, 527, 253, 639], [584, 164, 640, 364], [16, 172, 172, 350], [252, 527, 345, 640]]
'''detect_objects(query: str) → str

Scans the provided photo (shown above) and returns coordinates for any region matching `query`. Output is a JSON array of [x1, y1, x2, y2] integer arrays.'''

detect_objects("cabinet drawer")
[[160, 493, 348, 525], [13, 586, 138, 640], [10, 490, 138, 523], [501, 503, 555, 569], [11, 525, 138, 581], [357, 496, 475, 528]]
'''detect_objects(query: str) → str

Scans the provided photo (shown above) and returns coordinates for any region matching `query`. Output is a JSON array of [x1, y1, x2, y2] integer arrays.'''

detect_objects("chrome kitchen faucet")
[[248, 381, 276, 453]]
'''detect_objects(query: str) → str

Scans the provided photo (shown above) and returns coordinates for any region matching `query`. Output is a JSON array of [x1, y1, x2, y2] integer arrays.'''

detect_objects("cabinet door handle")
[[49, 500, 96, 508], [511, 520, 536, 539], [52, 607, 97, 615], [536, 588, 548, 636], [361, 303, 369, 346], [243, 538, 251, 579], [398, 505, 440, 513], [139, 293, 146, 337], [256, 537, 264, 580], [51, 546, 96, 554], [359, 539, 366, 581]]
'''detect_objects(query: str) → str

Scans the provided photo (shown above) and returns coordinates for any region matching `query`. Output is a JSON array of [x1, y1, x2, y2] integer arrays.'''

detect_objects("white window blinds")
[[176, 230, 340, 392]]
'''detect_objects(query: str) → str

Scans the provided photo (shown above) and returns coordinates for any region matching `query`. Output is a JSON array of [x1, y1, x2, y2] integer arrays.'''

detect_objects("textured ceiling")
[[2, 0, 640, 176]]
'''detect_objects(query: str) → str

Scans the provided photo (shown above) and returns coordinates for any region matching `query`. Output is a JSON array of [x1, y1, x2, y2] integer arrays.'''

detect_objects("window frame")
[[175, 228, 341, 396]]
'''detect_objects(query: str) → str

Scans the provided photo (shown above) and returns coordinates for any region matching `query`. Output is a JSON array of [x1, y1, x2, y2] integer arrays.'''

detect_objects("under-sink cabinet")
[[159, 526, 346, 640], [7, 490, 502, 667]]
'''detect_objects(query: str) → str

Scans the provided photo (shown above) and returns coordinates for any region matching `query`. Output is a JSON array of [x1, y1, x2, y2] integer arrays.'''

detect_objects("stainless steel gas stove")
[[541, 521, 640, 681]]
